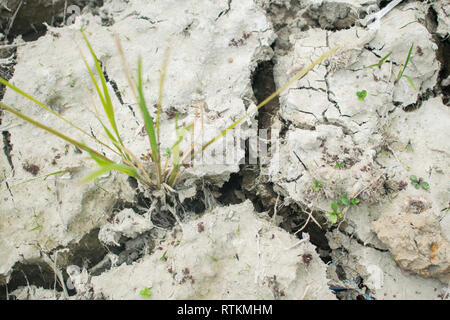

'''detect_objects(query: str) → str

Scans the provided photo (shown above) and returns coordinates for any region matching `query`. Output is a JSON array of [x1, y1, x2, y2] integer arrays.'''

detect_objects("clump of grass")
[[367, 45, 415, 89], [0, 31, 339, 190]]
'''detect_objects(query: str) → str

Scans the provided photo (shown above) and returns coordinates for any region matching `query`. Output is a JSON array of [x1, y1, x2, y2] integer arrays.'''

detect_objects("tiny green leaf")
[[312, 178, 323, 191], [331, 201, 339, 213], [140, 287, 152, 299], [340, 193, 349, 206], [421, 181, 429, 190], [356, 90, 367, 101], [326, 212, 338, 224], [334, 161, 344, 169]]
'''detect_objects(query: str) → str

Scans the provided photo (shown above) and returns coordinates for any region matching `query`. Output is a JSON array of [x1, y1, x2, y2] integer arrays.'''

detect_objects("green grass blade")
[[137, 57, 161, 186], [195, 45, 340, 158], [169, 122, 194, 153], [402, 75, 416, 90], [80, 35, 130, 162], [79, 51, 108, 114], [85, 149, 112, 167], [397, 43, 413, 81], [91, 107, 130, 159], [81, 32, 123, 147], [379, 52, 392, 66], [366, 52, 391, 68], [168, 114, 181, 186], [5, 169, 69, 190], [167, 114, 181, 186], [157, 48, 170, 152], [167, 118, 194, 186], [82, 163, 139, 183], [0, 102, 111, 163], [0, 76, 115, 153]]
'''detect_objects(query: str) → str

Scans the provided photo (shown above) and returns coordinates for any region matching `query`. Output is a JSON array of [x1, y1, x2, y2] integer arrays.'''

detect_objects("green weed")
[[312, 178, 323, 192], [410, 175, 429, 190], [334, 161, 345, 169], [326, 193, 360, 224], [326, 201, 343, 224]]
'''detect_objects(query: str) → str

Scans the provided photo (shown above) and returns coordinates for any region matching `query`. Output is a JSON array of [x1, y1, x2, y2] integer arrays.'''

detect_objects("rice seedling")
[[0, 31, 339, 191], [366, 52, 392, 69], [394, 43, 415, 89]]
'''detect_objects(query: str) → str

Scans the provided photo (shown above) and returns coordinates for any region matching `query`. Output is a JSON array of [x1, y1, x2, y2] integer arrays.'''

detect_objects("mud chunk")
[[372, 211, 450, 283]]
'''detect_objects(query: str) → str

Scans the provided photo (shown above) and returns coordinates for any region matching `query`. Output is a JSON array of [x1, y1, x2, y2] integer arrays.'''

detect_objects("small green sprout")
[[312, 178, 323, 192], [326, 201, 343, 224], [238, 263, 251, 275], [366, 52, 392, 69], [326, 193, 360, 223], [139, 287, 152, 299], [160, 250, 168, 262], [410, 175, 429, 190], [339, 193, 359, 207], [207, 254, 219, 262], [334, 161, 345, 169], [0, 36, 338, 191], [356, 90, 367, 101], [163, 147, 171, 158], [351, 198, 360, 206], [395, 44, 416, 89], [339, 193, 350, 206], [29, 210, 42, 232]]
